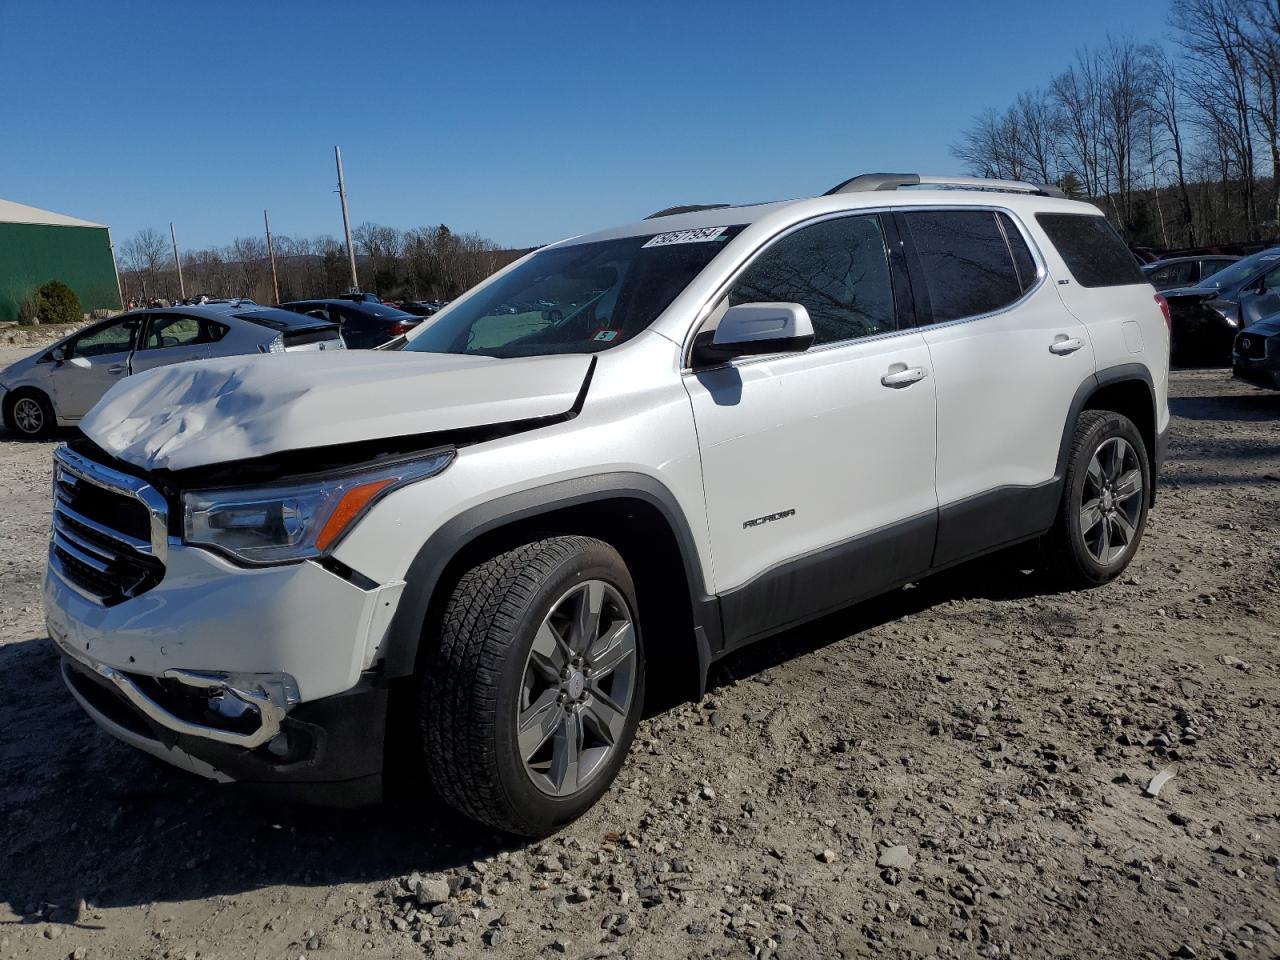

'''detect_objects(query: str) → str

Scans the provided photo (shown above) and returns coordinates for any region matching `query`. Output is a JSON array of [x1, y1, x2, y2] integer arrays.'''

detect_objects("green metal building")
[[0, 198, 122, 323]]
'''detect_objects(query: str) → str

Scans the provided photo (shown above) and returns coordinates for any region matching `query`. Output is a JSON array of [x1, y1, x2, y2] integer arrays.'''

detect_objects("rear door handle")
[[107, 364, 127, 375], [1049, 336, 1084, 355], [881, 364, 927, 387]]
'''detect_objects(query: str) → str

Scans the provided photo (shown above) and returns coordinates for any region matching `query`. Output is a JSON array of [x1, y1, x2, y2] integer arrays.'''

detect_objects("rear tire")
[[4, 390, 55, 439], [1044, 410, 1151, 587], [421, 536, 645, 836]]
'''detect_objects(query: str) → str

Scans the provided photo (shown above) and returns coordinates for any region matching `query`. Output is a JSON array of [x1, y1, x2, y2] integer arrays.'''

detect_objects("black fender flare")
[[380, 471, 719, 682], [1057, 362, 1161, 499]]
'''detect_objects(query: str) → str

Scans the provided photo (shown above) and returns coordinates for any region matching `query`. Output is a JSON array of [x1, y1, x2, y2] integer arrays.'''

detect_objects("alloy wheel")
[[1080, 436, 1143, 564], [517, 580, 638, 797], [12, 398, 44, 436]]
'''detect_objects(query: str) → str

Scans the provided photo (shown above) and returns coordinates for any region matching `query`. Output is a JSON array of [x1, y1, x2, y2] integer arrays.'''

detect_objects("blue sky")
[[1, 0, 1171, 250]]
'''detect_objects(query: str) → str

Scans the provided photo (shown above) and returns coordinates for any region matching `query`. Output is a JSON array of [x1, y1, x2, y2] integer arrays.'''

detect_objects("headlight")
[[183, 450, 454, 564]]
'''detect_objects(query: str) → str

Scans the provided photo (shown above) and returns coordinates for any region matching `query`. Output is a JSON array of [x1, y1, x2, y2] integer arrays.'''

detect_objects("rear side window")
[[997, 213, 1038, 291], [903, 210, 1024, 323], [1035, 213, 1144, 287], [727, 214, 896, 345]]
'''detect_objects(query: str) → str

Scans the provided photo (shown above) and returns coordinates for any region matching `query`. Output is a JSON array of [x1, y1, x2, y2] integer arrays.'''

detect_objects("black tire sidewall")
[[491, 543, 645, 835], [6, 391, 54, 439], [1062, 413, 1151, 584]]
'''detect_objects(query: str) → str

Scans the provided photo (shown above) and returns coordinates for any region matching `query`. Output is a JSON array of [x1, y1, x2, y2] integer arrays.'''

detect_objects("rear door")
[[684, 212, 939, 648], [53, 316, 143, 419], [900, 208, 1094, 566], [130, 313, 222, 373]]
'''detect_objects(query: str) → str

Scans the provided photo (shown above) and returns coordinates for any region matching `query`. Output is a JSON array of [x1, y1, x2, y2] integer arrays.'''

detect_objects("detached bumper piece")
[[60, 649, 387, 807]]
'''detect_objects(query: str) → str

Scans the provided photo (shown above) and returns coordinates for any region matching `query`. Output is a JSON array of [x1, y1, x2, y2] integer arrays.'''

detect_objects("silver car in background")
[[0, 304, 344, 438]]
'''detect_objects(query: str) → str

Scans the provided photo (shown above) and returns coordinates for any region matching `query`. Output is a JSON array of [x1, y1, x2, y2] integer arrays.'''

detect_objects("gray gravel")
[[1, 347, 1277, 960]]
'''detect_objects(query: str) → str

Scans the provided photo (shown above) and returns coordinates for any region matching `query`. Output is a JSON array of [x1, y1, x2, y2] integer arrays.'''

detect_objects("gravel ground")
[[1, 343, 1277, 960]]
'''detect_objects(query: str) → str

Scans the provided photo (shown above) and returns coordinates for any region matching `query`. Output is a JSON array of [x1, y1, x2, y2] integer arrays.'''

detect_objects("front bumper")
[[1233, 356, 1280, 390], [46, 534, 405, 802], [56, 635, 388, 804]]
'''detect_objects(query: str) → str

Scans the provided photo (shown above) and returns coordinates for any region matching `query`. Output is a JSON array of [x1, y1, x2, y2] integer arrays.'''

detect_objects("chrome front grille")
[[50, 446, 169, 606]]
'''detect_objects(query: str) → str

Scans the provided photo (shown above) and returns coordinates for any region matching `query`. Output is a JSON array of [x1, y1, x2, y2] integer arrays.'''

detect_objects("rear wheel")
[[4, 390, 55, 439], [421, 536, 645, 836], [1045, 410, 1150, 587]]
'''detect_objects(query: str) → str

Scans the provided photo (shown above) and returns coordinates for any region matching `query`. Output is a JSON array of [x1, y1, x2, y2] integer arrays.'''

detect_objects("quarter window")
[[1035, 213, 1145, 287], [903, 210, 1024, 323], [727, 215, 896, 345]]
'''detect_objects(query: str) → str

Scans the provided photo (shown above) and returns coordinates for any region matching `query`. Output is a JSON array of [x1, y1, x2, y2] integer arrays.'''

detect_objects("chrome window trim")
[[679, 203, 1049, 371]]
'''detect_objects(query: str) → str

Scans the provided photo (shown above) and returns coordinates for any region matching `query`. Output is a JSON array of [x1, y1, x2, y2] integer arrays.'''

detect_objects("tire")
[[1044, 410, 1151, 587], [4, 390, 55, 439], [421, 536, 645, 836]]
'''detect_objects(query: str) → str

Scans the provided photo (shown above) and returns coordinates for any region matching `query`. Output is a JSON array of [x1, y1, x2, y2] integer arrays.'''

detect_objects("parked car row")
[[1, 304, 346, 437]]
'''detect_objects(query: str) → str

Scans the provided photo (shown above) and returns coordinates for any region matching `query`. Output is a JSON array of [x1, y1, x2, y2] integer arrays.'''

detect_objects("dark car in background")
[[397, 299, 449, 317], [1162, 247, 1280, 364], [278, 299, 424, 349], [1232, 317, 1280, 390], [1141, 255, 1238, 291]]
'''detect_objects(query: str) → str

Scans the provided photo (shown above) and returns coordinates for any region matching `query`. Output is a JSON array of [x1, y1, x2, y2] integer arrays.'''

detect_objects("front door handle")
[[881, 364, 927, 387], [107, 364, 127, 375], [1049, 336, 1085, 355]]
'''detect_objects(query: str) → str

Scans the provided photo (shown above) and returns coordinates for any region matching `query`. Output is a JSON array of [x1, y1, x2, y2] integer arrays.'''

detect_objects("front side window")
[[405, 226, 745, 358], [904, 210, 1024, 323], [1200, 259, 1232, 280], [71, 317, 140, 358], [727, 214, 896, 345], [1035, 213, 1145, 288]]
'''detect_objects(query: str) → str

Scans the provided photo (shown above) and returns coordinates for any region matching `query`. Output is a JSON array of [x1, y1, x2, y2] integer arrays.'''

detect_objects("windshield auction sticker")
[[642, 226, 728, 248]]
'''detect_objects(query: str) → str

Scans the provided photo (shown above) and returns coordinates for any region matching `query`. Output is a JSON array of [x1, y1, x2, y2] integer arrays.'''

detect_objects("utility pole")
[[170, 222, 186, 300], [334, 145, 359, 292], [264, 209, 281, 304]]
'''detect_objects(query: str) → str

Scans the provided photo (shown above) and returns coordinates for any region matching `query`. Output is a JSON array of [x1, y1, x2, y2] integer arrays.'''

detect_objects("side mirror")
[[691, 302, 815, 367], [49, 346, 66, 364]]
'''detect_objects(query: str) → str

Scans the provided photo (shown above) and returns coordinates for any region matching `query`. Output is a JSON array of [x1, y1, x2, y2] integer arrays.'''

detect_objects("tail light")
[[1154, 294, 1171, 332], [386, 321, 415, 337]]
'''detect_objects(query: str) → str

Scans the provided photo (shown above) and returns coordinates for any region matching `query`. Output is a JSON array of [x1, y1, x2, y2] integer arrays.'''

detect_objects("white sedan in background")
[[0, 303, 344, 438]]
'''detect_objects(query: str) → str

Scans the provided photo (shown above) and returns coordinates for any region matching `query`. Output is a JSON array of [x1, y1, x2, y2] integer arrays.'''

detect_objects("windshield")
[[1202, 249, 1280, 289], [405, 226, 744, 358]]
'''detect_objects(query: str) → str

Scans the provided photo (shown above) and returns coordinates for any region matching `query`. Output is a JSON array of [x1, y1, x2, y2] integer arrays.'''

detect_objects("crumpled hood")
[[82, 350, 593, 472]]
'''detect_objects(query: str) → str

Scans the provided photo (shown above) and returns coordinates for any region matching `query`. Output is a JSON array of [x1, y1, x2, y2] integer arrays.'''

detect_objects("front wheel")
[[5, 391, 55, 439], [1044, 410, 1151, 587], [421, 536, 645, 836]]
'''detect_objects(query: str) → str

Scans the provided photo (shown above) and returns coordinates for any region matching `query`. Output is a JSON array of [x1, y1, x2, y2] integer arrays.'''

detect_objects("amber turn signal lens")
[[315, 478, 397, 552]]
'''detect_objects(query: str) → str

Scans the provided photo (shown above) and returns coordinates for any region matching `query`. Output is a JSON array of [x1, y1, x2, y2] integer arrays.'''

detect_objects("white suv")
[[45, 173, 1170, 836]]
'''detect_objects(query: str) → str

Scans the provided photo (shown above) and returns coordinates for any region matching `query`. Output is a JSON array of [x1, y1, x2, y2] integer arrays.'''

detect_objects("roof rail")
[[824, 173, 1066, 200], [645, 203, 731, 219]]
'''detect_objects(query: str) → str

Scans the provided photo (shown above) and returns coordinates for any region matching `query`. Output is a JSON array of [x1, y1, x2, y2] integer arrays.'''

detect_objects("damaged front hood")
[[82, 350, 593, 472]]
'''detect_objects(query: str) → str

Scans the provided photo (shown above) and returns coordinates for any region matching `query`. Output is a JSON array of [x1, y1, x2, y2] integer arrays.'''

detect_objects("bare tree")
[[1173, 0, 1259, 238], [1149, 47, 1199, 244]]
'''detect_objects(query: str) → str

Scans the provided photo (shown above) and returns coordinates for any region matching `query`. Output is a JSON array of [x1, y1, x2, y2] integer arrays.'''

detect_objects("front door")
[[54, 316, 142, 419], [683, 213, 939, 649]]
